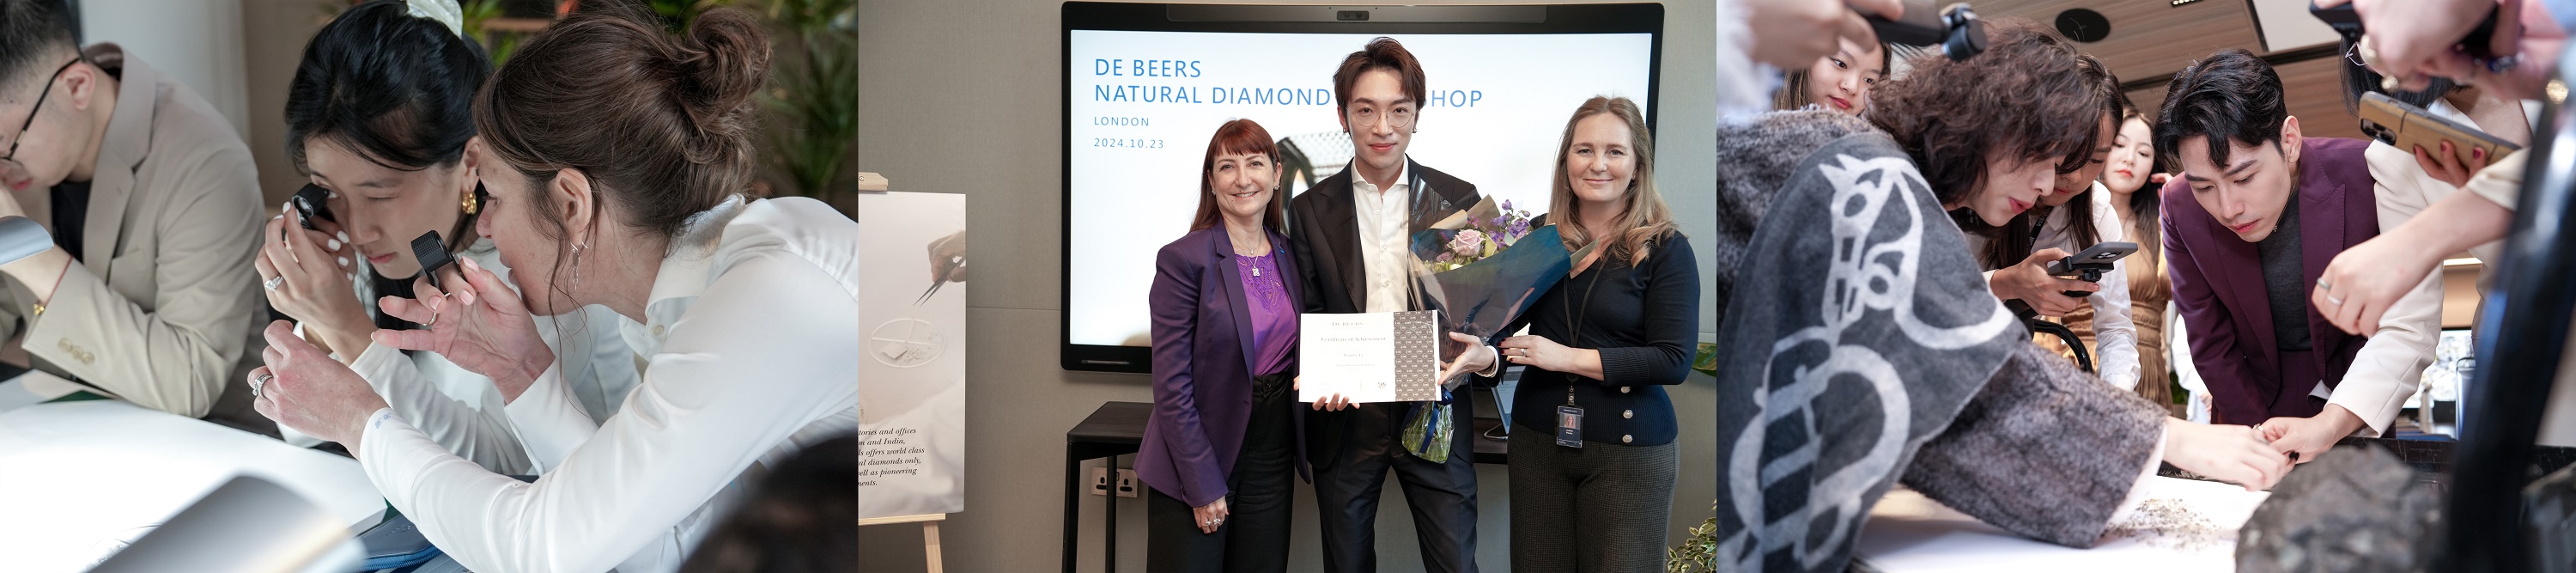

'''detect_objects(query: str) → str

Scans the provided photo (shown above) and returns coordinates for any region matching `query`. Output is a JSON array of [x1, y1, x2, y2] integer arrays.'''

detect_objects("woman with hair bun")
[[248, 3, 858, 572], [259, 0, 639, 471]]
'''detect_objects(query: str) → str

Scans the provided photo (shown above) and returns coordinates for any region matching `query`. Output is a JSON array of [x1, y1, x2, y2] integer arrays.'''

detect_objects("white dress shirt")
[[355, 196, 860, 573], [2031, 183, 2143, 392], [1350, 160, 1418, 313], [1965, 186, 2143, 391]]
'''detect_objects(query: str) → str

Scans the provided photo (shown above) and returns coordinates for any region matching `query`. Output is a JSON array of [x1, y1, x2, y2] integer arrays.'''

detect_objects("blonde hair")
[[1550, 96, 1675, 265]]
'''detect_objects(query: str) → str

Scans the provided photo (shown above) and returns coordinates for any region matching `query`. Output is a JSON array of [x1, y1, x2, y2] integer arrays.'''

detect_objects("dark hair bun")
[[471, 3, 772, 243], [674, 8, 770, 143]]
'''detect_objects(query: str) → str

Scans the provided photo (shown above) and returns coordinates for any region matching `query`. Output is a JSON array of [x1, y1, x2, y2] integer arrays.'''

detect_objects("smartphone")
[[289, 184, 333, 230], [2046, 241, 2138, 277], [2359, 92, 2520, 170]]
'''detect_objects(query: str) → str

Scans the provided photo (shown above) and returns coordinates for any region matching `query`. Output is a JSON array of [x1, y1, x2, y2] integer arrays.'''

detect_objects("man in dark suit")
[[2156, 49, 2441, 466], [1285, 37, 1482, 573]]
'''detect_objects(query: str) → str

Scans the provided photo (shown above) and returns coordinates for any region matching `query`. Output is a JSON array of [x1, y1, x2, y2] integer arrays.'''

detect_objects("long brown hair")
[[1189, 119, 1286, 234], [1550, 96, 1674, 265], [1980, 52, 2124, 268], [1865, 19, 2102, 244]]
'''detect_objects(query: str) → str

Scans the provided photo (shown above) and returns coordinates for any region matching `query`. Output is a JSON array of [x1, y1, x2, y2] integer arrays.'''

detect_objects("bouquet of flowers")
[[1394, 196, 1592, 463], [1423, 199, 1539, 272]]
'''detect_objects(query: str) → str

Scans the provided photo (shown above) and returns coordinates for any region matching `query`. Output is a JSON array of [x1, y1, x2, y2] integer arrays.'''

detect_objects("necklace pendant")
[[1253, 267, 1261, 277]]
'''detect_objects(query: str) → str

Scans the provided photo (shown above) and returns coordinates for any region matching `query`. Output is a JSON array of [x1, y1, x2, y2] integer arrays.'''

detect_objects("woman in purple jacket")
[[1138, 119, 1309, 572]]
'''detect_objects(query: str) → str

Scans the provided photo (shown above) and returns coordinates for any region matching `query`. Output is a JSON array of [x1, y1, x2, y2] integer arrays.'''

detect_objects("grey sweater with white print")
[[1705, 110, 2166, 573]]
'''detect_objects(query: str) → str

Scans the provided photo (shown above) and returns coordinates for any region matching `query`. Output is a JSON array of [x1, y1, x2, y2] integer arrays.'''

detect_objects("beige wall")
[[240, 0, 333, 210], [854, 1, 1719, 570]]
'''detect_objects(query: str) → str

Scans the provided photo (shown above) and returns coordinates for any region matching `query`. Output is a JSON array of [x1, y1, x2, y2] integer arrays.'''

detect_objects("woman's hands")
[[2414, 140, 2494, 189], [2161, 418, 2292, 491], [1498, 333, 1602, 380], [1990, 248, 2099, 316], [373, 256, 554, 402], [1296, 376, 1353, 411], [250, 320, 389, 451], [255, 205, 368, 358], [1193, 497, 1230, 534], [2258, 406, 2367, 465], [2311, 231, 2439, 337]]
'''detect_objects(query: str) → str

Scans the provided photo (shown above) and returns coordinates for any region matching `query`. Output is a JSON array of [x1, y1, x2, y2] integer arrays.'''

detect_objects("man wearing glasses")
[[0, 0, 265, 424], [1285, 37, 1485, 573]]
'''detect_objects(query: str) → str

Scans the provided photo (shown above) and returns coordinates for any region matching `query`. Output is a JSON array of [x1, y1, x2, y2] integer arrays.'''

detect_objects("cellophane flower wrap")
[[1396, 196, 1590, 462]]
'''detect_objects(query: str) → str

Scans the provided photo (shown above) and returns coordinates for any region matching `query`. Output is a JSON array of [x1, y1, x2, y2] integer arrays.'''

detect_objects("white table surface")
[[0, 397, 386, 572], [1855, 476, 2271, 572]]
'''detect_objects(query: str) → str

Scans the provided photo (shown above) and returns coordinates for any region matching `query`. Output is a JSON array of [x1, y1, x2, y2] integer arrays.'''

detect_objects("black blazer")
[[1286, 160, 1482, 315], [1284, 159, 1481, 471]]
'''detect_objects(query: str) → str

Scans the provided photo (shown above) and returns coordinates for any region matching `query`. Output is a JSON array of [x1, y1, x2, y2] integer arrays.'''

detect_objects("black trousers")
[[1506, 429, 1679, 573], [1146, 373, 1297, 573], [1309, 399, 1479, 573]]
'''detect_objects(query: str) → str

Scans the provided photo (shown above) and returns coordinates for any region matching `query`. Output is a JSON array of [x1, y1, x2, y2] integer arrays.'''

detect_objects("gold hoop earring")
[[462, 188, 480, 215]]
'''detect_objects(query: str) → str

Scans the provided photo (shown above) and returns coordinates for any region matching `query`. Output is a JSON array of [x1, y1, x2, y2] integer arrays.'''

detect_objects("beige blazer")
[[2, 45, 265, 418]]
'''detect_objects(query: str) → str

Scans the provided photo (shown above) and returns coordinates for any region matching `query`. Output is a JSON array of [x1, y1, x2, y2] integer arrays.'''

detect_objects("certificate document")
[[1297, 310, 1443, 403]]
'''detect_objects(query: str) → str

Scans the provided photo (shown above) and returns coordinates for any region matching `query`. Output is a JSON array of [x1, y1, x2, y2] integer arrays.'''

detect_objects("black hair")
[[285, 0, 491, 174], [2155, 49, 2288, 171], [0, 0, 80, 101], [287, 0, 491, 331]]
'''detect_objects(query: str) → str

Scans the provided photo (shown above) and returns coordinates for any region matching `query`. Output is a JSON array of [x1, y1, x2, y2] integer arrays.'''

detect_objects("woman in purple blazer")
[[1138, 119, 1309, 572]]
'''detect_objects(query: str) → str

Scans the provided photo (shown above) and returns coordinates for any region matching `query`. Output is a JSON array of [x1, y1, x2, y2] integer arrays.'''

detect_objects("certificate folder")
[[1297, 310, 1443, 403]]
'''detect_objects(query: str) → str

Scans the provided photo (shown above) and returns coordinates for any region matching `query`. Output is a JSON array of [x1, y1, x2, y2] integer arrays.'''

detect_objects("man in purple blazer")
[[2155, 49, 2442, 464]]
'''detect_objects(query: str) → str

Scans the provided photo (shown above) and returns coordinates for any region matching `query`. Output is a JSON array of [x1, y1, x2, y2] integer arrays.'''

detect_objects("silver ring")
[[264, 276, 285, 291], [2327, 296, 2346, 306], [252, 372, 273, 398], [2316, 278, 2333, 291]]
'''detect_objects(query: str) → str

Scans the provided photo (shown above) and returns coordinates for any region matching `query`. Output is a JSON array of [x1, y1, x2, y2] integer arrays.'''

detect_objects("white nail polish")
[[325, 239, 340, 250], [337, 231, 349, 243], [337, 257, 349, 268]]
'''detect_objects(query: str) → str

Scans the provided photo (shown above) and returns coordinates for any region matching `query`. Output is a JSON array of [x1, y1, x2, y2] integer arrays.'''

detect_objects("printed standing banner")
[[858, 191, 967, 519]]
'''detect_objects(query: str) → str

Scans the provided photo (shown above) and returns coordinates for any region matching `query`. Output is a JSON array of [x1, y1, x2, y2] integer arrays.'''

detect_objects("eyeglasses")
[[3, 58, 82, 162], [1348, 105, 1416, 130]]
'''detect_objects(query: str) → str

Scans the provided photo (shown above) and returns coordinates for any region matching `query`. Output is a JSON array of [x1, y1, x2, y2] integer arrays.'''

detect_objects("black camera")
[[2043, 241, 2138, 298]]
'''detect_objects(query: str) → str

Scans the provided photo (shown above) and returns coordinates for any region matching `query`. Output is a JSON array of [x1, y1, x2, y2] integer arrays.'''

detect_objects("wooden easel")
[[859, 513, 945, 572], [856, 170, 943, 571]]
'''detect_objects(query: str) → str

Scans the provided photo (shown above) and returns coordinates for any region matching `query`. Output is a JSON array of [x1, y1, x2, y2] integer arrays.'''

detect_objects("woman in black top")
[[1460, 96, 1699, 572]]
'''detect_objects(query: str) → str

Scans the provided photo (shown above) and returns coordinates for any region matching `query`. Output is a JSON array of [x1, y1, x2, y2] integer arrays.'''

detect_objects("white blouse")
[[288, 240, 641, 477], [355, 197, 860, 573]]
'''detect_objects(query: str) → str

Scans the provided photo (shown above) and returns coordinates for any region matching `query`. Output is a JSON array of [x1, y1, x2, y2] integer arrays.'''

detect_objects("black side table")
[[1063, 401, 1148, 573]]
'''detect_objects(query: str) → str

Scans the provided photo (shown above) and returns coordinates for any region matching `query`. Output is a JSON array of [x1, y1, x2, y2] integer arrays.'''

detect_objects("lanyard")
[[1561, 256, 1607, 406]]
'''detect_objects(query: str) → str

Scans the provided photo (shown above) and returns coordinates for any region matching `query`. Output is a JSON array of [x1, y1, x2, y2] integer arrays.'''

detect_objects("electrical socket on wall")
[[1088, 466, 1111, 496], [1115, 469, 1139, 498]]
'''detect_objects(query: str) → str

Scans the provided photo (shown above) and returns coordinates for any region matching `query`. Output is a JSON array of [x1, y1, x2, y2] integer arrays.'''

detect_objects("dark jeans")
[[1146, 373, 1296, 573], [1310, 399, 1479, 573]]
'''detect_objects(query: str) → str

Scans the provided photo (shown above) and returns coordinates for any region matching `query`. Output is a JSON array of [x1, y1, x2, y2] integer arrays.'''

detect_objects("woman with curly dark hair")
[[1705, 19, 2288, 573]]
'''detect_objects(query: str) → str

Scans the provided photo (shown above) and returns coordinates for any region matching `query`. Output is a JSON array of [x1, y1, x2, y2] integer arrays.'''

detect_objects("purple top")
[[1236, 252, 1297, 376]]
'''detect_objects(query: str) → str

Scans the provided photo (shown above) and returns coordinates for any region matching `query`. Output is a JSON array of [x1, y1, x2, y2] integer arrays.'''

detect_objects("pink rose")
[[1449, 229, 1485, 257]]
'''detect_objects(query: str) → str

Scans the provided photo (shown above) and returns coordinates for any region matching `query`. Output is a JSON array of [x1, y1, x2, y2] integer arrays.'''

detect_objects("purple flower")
[[1501, 199, 1514, 211]]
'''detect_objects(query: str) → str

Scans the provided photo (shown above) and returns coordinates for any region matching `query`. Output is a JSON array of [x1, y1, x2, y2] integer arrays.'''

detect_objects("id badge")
[[1555, 405, 1584, 448]]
